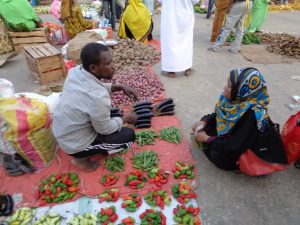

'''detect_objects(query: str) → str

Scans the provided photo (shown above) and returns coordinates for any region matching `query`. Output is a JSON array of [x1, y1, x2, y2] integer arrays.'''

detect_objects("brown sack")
[[67, 31, 103, 64], [0, 18, 14, 55]]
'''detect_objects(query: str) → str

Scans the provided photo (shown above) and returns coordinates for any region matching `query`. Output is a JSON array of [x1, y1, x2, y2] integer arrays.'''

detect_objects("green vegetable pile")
[[226, 33, 261, 44], [159, 126, 182, 144], [105, 156, 125, 172], [131, 150, 158, 171], [135, 129, 157, 146]]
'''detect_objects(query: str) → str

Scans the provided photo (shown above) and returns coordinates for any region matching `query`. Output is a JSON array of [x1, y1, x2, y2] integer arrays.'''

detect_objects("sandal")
[[0, 195, 14, 216], [12, 153, 35, 174]]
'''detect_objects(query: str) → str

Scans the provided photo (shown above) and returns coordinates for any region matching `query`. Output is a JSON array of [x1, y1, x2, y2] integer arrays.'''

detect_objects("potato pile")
[[257, 33, 300, 59], [111, 38, 160, 71], [107, 67, 164, 107]]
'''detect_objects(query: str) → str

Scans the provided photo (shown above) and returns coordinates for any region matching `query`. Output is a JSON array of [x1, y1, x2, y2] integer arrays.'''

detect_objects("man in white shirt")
[[52, 43, 138, 171]]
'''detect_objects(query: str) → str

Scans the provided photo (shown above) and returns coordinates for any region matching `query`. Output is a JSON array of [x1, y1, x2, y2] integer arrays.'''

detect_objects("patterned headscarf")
[[216, 68, 270, 136]]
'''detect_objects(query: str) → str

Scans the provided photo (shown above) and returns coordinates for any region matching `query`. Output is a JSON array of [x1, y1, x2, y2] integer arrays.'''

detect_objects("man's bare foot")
[[72, 158, 100, 172], [167, 72, 176, 78], [184, 69, 192, 76]]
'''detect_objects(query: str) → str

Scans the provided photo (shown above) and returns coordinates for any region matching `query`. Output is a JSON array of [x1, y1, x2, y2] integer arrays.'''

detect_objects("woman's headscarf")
[[216, 67, 270, 136], [118, 0, 151, 42]]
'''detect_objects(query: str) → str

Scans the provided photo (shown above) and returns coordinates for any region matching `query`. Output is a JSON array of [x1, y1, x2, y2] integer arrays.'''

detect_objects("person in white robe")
[[158, 0, 199, 77]]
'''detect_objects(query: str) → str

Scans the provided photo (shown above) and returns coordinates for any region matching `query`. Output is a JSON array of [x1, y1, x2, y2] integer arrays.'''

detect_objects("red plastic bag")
[[64, 59, 76, 72], [281, 112, 300, 164], [44, 22, 69, 45], [239, 149, 287, 176]]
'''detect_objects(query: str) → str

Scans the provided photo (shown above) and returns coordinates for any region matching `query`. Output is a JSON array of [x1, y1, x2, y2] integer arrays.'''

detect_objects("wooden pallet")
[[9, 28, 49, 52], [24, 43, 67, 84]]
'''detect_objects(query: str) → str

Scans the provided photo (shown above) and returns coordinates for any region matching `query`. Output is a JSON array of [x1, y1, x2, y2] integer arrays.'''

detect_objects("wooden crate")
[[24, 43, 67, 84], [9, 28, 48, 52]]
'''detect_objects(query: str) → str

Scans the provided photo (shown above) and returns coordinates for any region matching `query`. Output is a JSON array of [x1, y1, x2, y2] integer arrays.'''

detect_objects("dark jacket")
[[201, 109, 287, 170]]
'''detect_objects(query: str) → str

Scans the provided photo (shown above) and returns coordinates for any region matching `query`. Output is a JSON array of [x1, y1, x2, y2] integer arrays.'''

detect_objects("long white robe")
[[159, 0, 198, 72]]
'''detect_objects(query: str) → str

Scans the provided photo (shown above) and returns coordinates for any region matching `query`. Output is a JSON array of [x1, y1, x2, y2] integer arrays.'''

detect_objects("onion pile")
[[111, 38, 161, 71], [107, 67, 165, 107]]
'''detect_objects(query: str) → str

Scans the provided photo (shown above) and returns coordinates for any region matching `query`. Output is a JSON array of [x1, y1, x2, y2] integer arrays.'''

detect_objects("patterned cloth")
[[216, 68, 270, 136]]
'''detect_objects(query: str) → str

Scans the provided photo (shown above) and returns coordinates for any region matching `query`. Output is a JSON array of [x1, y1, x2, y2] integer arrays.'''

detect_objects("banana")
[[10, 210, 21, 222], [19, 217, 32, 225], [48, 213, 60, 218]]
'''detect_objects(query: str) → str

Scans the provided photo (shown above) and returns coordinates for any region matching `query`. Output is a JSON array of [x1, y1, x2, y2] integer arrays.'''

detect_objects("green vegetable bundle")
[[105, 156, 125, 172], [135, 129, 157, 146], [226, 33, 261, 45], [159, 126, 182, 144], [131, 150, 158, 171]]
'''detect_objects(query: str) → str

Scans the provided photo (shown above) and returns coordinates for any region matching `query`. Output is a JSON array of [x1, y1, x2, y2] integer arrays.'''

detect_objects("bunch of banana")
[[269, 4, 300, 12], [9, 207, 36, 225], [68, 212, 97, 225], [33, 212, 62, 225]]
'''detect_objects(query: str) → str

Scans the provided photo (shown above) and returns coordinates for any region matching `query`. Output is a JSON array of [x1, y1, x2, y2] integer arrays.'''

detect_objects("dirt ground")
[[0, 10, 300, 225]]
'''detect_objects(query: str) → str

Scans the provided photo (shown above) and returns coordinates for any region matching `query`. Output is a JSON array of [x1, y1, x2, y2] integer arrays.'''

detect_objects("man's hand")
[[122, 85, 139, 101], [112, 84, 139, 101], [123, 113, 138, 124]]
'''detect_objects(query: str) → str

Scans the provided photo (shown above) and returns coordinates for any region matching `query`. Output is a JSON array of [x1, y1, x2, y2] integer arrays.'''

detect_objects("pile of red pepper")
[[147, 168, 169, 187], [125, 170, 147, 189], [171, 182, 197, 204], [118, 217, 136, 225], [121, 194, 142, 212], [139, 209, 166, 225], [173, 205, 201, 225], [36, 172, 80, 206], [99, 188, 120, 202], [173, 161, 195, 179], [100, 174, 119, 187], [143, 189, 171, 210], [97, 206, 118, 225]]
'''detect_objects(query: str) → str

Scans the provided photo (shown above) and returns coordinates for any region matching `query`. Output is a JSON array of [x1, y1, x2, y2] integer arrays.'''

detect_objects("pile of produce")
[[9, 207, 36, 225], [125, 170, 147, 189], [194, 2, 208, 14], [109, 68, 164, 107], [135, 129, 156, 146], [172, 182, 197, 204], [69, 213, 98, 225], [100, 174, 119, 187], [121, 194, 143, 212], [226, 33, 261, 44], [97, 206, 118, 224], [159, 126, 182, 144], [257, 33, 300, 58], [33, 212, 62, 225], [148, 167, 169, 187], [173, 161, 195, 179], [143, 190, 171, 209], [173, 205, 201, 225], [118, 217, 136, 225], [139, 209, 166, 225], [36, 172, 80, 206], [98, 188, 120, 202], [131, 150, 158, 171], [133, 101, 154, 128], [268, 3, 300, 11], [111, 38, 160, 71], [34, 5, 51, 14], [105, 156, 125, 172]]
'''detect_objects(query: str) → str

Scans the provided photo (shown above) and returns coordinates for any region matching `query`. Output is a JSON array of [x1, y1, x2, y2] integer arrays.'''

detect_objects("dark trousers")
[[207, 0, 214, 18], [103, 0, 116, 29], [70, 127, 135, 158], [115, 5, 122, 20]]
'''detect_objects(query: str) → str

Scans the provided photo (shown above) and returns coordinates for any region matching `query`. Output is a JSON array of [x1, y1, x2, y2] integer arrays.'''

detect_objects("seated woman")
[[192, 67, 287, 172], [0, 0, 43, 31], [60, 0, 93, 38], [118, 0, 153, 43]]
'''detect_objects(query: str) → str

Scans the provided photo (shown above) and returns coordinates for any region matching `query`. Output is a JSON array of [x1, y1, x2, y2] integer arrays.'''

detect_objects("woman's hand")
[[191, 120, 206, 131], [195, 131, 210, 143]]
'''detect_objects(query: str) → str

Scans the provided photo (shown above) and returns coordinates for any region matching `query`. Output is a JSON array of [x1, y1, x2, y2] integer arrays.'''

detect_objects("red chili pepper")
[[62, 175, 69, 184], [139, 212, 147, 219], [68, 186, 79, 192], [193, 208, 200, 216], [66, 180, 74, 186], [55, 174, 62, 180], [109, 213, 118, 222], [106, 208, 113, 216], [101, 208, 106, 216], [39, 200, 47, 206], [103, 221, 108, 225], [128, 180, 141, 186]]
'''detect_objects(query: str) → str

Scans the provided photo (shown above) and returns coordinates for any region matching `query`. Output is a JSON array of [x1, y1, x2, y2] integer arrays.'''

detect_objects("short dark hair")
[[80, 43, 109, 71]]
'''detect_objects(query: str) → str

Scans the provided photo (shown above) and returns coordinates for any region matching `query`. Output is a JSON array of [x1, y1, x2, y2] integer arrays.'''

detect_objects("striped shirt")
[[52, 65, 123, 154]]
